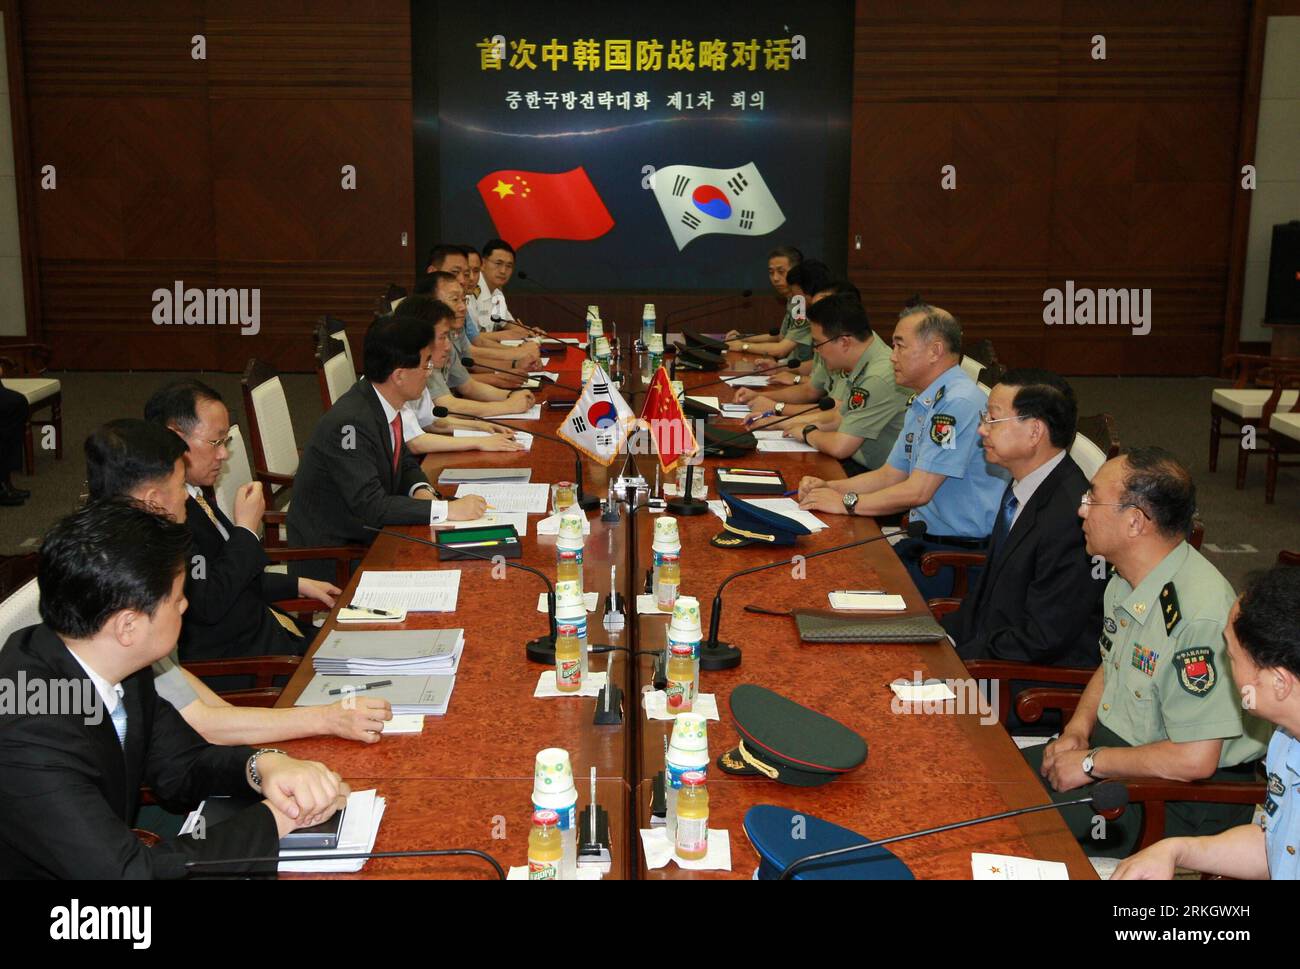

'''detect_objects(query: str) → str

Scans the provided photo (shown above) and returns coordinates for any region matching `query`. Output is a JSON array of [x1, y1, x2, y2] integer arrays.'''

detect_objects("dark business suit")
[[0, 623, 279, 879], [942, 453, 1104, 669], [287, 379, 436, 581], [179, 491, 305, 663]]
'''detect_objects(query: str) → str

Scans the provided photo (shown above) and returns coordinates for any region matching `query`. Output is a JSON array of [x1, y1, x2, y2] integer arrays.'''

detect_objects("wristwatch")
[[801, 423, 817, 444], [1082, 748, 1102, 779], [842, 492, 860, 513], [774, 402, 785, 415], [793, 374, 802, 385], [247, 748, 288, 793], [741, 343, 751, 352]]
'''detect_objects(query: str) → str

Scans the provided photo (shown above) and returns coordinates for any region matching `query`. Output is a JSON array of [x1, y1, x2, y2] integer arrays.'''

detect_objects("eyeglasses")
[[486, 258, 514, 270], [979, 411, 1032, 428], [1080, 490, 1151, 519], [191, 433, 233, 449]]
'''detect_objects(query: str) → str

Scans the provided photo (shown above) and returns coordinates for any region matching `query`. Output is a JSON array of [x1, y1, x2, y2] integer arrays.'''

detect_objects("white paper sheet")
[[642, 691, 720, 721], [278, 790, 386, 873], [639, 828, 731, 871], [757, 439, 818, 453], [533, 670, 607, 698], [352, 570, 461, 612], [452, 429, 535, 451], [381, 714, 426, 734], [437, 511, 529, 536], [536, 511, 593, 535], [971, 853, 1069, 880], [454, 482, 552, 513], [721, 374, 772, 388], [492, 404, 543, 420], [537, 591, 600, 613], [889, 679, 957, 702]]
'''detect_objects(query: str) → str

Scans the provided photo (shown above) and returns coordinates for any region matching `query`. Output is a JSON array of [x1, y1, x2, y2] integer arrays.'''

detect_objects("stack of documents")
[[352, 570, 461, 612], [437, 466, 532, 484], [278, 790, 386, 873], [720, 402, 751, 417], [685, 395, 721, 410], [494, 404, 543, 420], [295, 673, 456, 716], [312, 628, 464, 676]]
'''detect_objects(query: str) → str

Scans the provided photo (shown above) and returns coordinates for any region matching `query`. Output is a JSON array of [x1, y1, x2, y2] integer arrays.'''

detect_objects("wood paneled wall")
[[7, 1, 1264, 375], [12, 0, 412, 372]]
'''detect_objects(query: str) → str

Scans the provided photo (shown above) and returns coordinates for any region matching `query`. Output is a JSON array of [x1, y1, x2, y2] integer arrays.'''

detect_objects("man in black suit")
[[0, 499, 347, 878], [144, 379, 339, 661], [942, 368, 1104, 669], [85, 419, 392, 745], [287, 310, 486, 581]]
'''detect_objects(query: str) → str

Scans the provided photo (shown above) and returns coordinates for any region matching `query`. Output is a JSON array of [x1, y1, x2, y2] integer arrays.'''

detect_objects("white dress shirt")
[[187, 483, 258, 541], [66, 646, 123, 717], [474, 271, 512, 330], [373, 386, 447, 524], [1009, 449, 1067, 528]]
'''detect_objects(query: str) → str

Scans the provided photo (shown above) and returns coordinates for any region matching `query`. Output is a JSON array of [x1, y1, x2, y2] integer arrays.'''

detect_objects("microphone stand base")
[[592, 684, 624, 725], [577, 493, 601, 512], [665, 496, 709, 517], [526, 634, 556, 666], [699, 641, 742, 671]]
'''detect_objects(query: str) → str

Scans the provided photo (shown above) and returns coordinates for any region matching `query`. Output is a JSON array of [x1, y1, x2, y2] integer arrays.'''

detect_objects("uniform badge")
[[847, 387, 869, 410], [1099, 633, 1113, 651], [1131, 644, 1158, 676], [1104, 618, 1117, 634], [1173, 647, 1217, 697], [1159, 582, 1182, 634], [1269, 772, 1286, 798], [929, 413, 956, 446], [934, 386, 946, 404], [1264, 797, 1279, 817], [905, 433, 914, 443], [906, 392, 918, 407]]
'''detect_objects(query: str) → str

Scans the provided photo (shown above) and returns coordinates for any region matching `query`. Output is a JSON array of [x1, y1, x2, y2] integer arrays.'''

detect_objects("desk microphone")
[[433, 406, 600, 512], [364, 525, 558, 664], [186, 846, 507, 879], [777, 782, 1130, 879], [678, 358, 799, 398], [461, 356, 584, 395], [701, 396, 836, 456], [700, 519, 927, 670]]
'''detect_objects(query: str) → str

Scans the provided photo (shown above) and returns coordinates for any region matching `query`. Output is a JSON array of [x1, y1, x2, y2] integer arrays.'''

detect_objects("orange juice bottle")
[[655, 552, 680, 612], [555, 624, 582, 693], [528, 809, 562, 879], [556, 549, 583, 588], [665, 642, 695, 713], [674, 771, 709, 861]]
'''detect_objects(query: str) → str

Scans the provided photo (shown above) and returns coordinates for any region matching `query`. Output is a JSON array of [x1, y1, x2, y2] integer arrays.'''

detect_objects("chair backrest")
[[963, 338, 1005, 386], [241, 359, 299, 487], [1076, 413, 1121, 460], [1069, 431, 1108, 481], [0, 578, 41, 649], [316, 334, 356, 409], [960, 356, 984, 382], [214, 424, 254, 522]]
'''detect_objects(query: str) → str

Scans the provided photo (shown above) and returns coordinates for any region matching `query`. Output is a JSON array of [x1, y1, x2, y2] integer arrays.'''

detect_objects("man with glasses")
[[286, 314, 488, 582], [1024, 447, 1270, 858], [473, 238, 532, 339], [145, 380, 337, 662], [797, 301, 1009, 597], [942, 369, 1103, 670], [416, 261, 537, 382]]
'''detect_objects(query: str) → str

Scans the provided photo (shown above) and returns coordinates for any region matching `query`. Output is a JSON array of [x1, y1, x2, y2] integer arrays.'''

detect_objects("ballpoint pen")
[[345, 604, 398, 618], [328, 680, 393, 696]]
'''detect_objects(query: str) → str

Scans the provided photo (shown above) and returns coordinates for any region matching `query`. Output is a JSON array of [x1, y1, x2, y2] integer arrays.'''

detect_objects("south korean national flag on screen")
[[652, 162, 786, 251]]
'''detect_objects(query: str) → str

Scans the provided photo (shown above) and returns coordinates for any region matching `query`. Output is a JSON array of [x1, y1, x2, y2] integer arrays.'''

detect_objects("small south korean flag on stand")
[[652, 162, 786, 251], [557, 363, 637, 465]]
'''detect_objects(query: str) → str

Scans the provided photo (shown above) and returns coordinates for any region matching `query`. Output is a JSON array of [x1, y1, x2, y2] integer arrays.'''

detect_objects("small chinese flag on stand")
[[476, 167, 615, 249], [639, 365, 699, 473]]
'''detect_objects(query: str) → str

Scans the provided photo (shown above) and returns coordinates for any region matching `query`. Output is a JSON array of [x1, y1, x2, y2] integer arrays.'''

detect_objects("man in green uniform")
[[784, 294, 909, 474], [1024, 447, 1270, 857]]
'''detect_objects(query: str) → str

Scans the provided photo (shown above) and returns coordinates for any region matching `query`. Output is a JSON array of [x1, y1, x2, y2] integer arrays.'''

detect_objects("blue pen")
[[781, 489, 798, 497], [745, 409, 775, 427]]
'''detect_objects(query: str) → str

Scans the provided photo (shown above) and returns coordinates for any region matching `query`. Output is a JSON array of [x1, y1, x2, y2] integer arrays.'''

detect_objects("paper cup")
[[669, 596, 702, 633], [556, 513, 585, 550], [533, 747, 576, 797], [653, 517, 681, 552], [669, 712, 709, 753]]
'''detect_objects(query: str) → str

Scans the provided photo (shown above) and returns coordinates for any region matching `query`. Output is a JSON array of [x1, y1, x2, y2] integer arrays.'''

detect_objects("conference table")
[[275, 333, 1094, 880]]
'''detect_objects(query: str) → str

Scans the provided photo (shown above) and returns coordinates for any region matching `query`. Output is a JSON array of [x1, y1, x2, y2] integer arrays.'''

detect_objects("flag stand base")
[[700, 640, 742, 670], [526, 634, 555, 665], [666, 496, 709, 516]]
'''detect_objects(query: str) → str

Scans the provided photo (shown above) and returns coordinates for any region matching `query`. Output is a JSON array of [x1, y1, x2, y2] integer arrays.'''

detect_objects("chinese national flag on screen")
[[639, 365, 699, 473], [476, 167, 614, 249]]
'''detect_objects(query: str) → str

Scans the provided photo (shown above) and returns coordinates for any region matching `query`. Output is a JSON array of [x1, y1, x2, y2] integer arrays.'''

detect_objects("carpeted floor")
[[3, 372, 1298, 590]]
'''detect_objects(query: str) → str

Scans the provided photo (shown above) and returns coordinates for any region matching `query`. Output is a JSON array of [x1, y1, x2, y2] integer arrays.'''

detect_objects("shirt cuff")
[[410, 482, 434, 498], [237, 525, 260, 540], [428, 500, 449, 525]]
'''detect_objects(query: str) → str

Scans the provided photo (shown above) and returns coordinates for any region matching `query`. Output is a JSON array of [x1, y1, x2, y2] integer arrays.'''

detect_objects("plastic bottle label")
[[666, 762, 705, 790], [528, 860, 559, 880], [533, 802, 576, 831], [676, 816, 709, 855], [558, 658, 582, 687]]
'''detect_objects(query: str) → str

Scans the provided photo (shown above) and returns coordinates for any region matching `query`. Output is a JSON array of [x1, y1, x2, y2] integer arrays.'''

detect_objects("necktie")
[[989, 483, 1019, 551], [110, 695, 128, 749], [390, 413, 403, 475], [192, 490, 302, 638]]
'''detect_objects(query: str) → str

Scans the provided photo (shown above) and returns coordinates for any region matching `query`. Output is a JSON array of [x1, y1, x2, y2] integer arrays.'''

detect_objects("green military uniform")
[[825, 335, 909, 471], [1024, 542, 1270, 857], [778, 304, 813, 362]]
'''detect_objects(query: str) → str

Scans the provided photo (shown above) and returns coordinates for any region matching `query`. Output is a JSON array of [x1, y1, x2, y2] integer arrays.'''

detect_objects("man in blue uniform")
[[798, 301, 1008, 596], [1114, 564, 1299, 879]]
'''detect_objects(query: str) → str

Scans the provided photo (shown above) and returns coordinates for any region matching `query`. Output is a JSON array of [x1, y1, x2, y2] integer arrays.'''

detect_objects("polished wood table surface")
[[273, 339, 1093, 879], [625, 352, 1096, 880]]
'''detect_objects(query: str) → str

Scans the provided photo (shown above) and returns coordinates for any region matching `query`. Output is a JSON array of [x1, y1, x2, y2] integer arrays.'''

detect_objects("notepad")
[[757, 439, 818, 453], [295, 673, 456, 716], [828, 592, 907, 611], [312, 628, 464, 676], [351, 570, 461, 612], [721, 374, 771, 388], [454, 482, 551, 513], [278, 790, 387, 873], [437, 466, 532, 484]]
